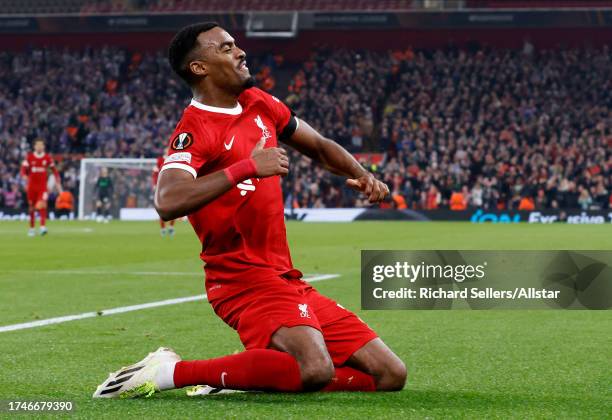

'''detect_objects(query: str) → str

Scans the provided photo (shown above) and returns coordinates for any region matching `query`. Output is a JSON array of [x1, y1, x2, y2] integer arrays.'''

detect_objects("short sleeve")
[[160, 116, 210, 179], [261, 90, 299, 141]]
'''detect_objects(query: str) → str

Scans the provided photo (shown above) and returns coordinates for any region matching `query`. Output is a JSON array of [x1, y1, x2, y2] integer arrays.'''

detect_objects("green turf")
[[0, 220, 610, 419]]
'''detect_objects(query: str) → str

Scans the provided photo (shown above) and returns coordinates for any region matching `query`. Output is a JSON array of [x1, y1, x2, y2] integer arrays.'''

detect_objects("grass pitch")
[[0, 220, 610, 419]]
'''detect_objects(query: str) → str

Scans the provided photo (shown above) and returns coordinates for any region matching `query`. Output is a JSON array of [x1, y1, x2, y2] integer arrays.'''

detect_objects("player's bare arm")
[[47, 156, 62, 192], [283, 119, 390, 203], [155, 138, 289, 220], [52, 168, 63, 192], [20, 160, 29, 185]]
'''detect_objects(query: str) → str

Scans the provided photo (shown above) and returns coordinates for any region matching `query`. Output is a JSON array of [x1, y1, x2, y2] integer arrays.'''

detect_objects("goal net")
[[78, 158, 158, 220]]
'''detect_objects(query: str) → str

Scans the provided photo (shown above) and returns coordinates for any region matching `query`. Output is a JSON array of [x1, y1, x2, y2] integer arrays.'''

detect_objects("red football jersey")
[[160, 88, 300, 300], [21, 152, 56, 191]]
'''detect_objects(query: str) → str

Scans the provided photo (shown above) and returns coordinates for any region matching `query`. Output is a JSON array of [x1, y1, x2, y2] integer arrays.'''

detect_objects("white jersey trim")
[[160, 162, 196, 179], [190, 98, 242, 115]]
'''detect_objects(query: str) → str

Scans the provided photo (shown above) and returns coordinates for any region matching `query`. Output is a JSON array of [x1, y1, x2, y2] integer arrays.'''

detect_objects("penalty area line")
[[0, 274, 340, 333]]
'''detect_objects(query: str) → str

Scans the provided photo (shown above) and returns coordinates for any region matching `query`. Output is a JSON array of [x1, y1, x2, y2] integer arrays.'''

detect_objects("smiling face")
[[189, 27, 254, 95]]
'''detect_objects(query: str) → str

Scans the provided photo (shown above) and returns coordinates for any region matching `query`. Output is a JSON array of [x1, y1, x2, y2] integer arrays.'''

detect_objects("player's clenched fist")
[[250, 138, 289, 177]]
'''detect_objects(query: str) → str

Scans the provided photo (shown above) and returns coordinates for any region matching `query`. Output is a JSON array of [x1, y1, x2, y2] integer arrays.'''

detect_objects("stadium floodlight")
[[78, 158, 157, 220], [246, 11, 298, 38]]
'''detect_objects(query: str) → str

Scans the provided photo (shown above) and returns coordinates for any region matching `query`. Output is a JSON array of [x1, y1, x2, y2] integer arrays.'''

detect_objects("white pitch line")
[[0, 274, 340, 333], [4, 270, 201, 276], [3, 270, 329, 277]]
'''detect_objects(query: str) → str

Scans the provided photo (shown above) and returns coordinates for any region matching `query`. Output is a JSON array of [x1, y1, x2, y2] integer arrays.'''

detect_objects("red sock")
[[173, 349, 302, 392], [322, 366, 376, 392], [29, 210, 35, 228], [39, 209, 47, 227], [160, 219, 165, 228], [169, 220, 175, 226]]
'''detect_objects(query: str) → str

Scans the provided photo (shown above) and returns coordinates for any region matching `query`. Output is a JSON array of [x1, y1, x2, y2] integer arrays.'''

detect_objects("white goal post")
[[78, 158, 157, 220]]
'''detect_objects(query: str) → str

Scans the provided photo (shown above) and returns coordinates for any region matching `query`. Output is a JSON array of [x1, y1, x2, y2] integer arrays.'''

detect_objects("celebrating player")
[[152, 155, 175, 237], [20, 139, 62, 236], [94, 167, 113, 223], [94, 23, 404, 398]]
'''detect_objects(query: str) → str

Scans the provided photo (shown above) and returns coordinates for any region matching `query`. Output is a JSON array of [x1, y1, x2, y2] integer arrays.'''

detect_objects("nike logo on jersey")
[[224, 136, 235, 150]]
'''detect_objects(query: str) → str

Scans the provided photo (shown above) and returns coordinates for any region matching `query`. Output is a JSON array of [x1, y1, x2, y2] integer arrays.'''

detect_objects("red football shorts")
[[209, 276, 378, 366], [27, 189, 48, 207]]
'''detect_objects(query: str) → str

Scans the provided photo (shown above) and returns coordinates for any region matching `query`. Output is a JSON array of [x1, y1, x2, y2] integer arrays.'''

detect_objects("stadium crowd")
[[0, 44, 610, 214], [285, 46, 611, 210], [80, 0, 414, 13]]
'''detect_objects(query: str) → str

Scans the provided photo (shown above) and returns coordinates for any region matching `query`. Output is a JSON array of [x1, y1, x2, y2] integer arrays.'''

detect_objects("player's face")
[[34, 141, 45, 154], [196, 27, 254, 94]]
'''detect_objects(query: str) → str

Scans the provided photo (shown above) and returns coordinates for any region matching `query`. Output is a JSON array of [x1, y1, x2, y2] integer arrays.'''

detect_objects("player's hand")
[[346, 174, 389, 203], [57, 184, 64, 193], [250, 138, 289, 177]]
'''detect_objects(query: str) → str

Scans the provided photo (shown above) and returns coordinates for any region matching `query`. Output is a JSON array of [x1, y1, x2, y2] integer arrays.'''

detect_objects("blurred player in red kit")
[[20, 139, 62, 236], [152, 155, 176, 237], [94, 23, 405, 399]]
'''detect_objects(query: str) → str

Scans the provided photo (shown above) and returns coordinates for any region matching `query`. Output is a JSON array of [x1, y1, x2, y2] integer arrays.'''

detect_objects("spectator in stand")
[[535, 188, 548, 209], [2, 183, 20, 211], [470, 181, 483, 208], [424, 185, 441, 210], [577, 186, 593, 210]]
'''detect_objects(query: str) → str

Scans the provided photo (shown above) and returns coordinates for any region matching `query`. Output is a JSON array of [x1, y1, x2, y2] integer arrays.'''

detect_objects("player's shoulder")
[[240, 87, 282, 106], [178, 105, 206, 126], [171, 106, 209, 139], [166, 107, 215, 155]]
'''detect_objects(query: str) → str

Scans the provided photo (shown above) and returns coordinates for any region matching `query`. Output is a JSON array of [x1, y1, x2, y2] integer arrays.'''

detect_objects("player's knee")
[[378, 359, 407, 391], [299, 355, 335, 391]]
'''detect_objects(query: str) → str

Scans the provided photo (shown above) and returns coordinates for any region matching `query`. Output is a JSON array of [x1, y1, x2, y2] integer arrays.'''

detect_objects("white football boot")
[[93, 347, 181, 399]]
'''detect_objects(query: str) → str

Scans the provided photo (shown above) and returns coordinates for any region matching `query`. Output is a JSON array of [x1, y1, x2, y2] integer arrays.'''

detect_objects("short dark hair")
[[168, 22, 219, 85]]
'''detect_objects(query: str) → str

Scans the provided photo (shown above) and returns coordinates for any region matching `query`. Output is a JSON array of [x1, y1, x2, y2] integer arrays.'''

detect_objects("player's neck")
[[192, 87, 239, 109], [33, 151, 45, 158]]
